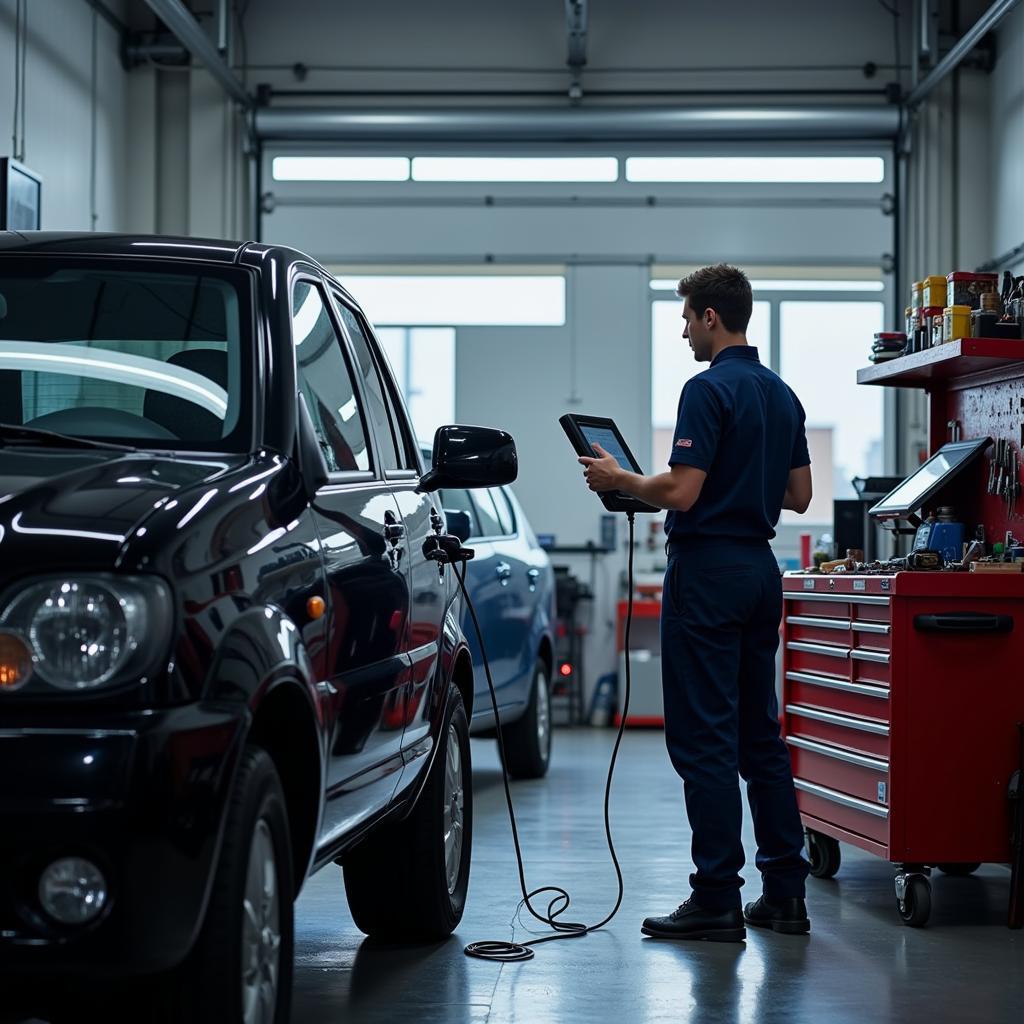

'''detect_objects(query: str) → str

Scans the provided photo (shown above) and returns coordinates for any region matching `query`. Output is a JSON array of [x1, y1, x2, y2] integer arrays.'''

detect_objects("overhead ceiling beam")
[[254, 105, 900, 143], [906, 0, 1020, 108], [142, 0, 251, 106]]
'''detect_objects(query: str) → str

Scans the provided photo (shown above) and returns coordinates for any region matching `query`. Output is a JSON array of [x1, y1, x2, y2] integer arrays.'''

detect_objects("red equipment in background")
[[780, 339, 1024, 928]]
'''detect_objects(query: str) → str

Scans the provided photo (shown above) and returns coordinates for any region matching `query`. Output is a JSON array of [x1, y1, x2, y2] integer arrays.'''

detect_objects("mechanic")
[[579, 264, 813, 942]]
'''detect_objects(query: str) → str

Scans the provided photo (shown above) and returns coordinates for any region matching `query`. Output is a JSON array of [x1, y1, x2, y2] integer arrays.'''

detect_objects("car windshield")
[[0, 259, 252, 451]]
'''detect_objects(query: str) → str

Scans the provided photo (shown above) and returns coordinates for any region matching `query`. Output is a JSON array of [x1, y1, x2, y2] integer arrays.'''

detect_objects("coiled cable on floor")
[[460, 512, 636, 962]]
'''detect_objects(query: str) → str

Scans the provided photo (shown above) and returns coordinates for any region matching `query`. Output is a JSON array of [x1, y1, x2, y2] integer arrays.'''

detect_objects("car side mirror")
[[419, 424, 517, 493], [296, 392, 329, 499], [444, 509, 472, 543]]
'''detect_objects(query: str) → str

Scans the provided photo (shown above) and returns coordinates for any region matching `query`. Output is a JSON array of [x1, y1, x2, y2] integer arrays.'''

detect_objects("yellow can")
[[912, 281, 924, 308], [943, 305, 971, 343], [924, 275, 948, 308]]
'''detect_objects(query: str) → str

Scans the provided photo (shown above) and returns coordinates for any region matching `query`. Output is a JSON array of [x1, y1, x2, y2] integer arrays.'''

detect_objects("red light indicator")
[[560, 663, 573, 677]]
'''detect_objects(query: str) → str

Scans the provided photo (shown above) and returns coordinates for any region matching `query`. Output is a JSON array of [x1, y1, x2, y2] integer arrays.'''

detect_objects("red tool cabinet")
[[780, 339, 1024, 927]]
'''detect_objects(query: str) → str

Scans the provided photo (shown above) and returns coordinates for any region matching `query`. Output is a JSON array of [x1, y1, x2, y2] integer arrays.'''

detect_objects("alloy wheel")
[[241, 819, 281, 1024]]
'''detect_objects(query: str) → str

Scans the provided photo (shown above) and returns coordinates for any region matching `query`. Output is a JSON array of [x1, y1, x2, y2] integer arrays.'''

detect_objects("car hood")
[[0, 448, 245, 569]]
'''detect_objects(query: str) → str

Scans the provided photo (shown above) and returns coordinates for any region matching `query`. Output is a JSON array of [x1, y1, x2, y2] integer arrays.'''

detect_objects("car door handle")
[[383, 523, 405, 543], [527, 568, 540, 591], [496, 562, 512, 584]]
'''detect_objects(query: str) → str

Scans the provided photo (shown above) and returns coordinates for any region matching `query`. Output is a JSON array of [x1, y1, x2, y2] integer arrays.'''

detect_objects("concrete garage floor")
[[293, 730, 1023, 1024]]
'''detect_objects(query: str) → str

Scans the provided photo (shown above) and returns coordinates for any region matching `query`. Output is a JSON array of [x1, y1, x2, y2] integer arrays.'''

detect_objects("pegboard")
[[928, 366, 1024, 546]]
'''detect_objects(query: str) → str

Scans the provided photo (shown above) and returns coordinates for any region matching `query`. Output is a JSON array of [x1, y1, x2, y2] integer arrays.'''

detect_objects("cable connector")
[[423, 534, 475, 565]]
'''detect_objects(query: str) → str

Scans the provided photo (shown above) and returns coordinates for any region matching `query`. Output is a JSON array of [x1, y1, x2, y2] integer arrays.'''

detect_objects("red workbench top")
[[784, 571, 1024, 597]]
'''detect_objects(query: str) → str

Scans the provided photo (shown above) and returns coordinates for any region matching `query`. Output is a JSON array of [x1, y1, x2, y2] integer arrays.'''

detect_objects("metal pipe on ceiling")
[[254, 105, 900, 143], [906, 0, 1021, 108], [141, 0, 250, 106]]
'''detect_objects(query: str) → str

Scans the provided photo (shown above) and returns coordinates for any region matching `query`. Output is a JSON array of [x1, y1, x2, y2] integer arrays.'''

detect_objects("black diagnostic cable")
[[451, 511, 636, 963]]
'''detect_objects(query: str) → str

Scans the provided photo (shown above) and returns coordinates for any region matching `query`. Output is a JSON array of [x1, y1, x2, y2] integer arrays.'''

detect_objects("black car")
[[0, 233, 516, 1023]]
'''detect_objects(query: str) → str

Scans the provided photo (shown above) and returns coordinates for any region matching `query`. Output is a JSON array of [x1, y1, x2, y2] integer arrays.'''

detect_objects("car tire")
[[343, 682, 472, 940], [166, 746, 294, 1024], [499, 658, 552, 780]]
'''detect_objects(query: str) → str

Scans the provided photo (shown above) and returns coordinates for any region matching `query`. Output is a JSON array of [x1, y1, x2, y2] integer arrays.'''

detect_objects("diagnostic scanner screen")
[[580, 426, 636, 472]]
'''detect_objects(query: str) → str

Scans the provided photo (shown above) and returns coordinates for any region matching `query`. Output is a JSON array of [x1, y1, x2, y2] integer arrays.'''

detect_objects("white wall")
[[0, 0, 130, 231], [990, 3, 1024, 270]]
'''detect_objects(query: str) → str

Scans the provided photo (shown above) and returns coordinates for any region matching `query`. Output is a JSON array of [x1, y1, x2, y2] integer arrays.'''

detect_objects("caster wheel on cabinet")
[[806, 830, 841, 880], [895, 873, 931, 927]]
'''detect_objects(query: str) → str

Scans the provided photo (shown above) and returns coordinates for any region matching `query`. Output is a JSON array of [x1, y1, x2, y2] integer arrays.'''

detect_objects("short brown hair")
[[676, 264, 753, 334]]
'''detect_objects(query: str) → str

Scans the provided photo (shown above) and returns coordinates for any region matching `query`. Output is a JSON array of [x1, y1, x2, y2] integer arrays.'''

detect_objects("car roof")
[[0, 230, 365, 316]]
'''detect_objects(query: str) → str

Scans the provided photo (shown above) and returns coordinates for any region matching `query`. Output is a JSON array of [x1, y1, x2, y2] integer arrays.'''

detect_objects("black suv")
[[0, 233, 516, 1023]]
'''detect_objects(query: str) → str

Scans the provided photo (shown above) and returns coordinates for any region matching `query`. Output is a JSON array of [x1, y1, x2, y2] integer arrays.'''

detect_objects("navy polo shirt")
[[664, 346, 810, 543]]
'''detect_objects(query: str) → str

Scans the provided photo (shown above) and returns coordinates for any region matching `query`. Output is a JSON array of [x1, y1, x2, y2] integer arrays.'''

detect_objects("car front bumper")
[[0, 702, 248, 977]]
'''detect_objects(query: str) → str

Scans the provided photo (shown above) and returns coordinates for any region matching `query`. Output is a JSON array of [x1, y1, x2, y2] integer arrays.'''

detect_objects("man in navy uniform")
[[580, 264, 813, 941]]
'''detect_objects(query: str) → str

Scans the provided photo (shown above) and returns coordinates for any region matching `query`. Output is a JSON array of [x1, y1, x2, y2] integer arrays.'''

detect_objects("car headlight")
[[0, 576, 173, 692]]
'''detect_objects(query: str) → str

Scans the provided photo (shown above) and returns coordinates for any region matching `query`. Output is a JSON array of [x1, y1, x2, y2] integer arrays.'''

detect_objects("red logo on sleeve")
[[675, 438, 693, 448]]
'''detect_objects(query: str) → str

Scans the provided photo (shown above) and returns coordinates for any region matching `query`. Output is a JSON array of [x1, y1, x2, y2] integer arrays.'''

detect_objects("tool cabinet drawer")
[[785, 703, 890, 758], [794, 778, 889, 846], [786, 596, 850, 621], [851, 619, 891, 653], [785, 671, 889, 721], [851, 650, 891, 687], [851, 598, 891, 625], [785, 640, 850, 678], [785, 615, 852, 646], [787, 736, 890, 808]]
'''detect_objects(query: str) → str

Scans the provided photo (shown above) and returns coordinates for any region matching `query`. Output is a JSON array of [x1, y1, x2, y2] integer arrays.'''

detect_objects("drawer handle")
[[787, 641, 850, 659], [852, 621, 890, 635], [786, 735, 889, 772], [850, 649, 890, 665], [786, 703, 890, 736], [913, 612, 1013, 635], [788, 592, 890, 606], [786, 616, 852, 631], [794, 778, 889, 818], [785, 671, 889, 699]]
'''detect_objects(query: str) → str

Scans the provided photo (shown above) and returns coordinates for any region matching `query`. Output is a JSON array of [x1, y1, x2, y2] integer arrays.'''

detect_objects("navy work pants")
[[660, 540, 808, 911]]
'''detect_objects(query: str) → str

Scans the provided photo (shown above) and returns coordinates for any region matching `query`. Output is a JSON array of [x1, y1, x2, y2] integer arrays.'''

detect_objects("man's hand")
[[578, 443, 624, 493]]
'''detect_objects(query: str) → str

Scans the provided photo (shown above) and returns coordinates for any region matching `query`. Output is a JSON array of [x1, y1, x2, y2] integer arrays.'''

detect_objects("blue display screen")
[[579, 424, 640, 473]]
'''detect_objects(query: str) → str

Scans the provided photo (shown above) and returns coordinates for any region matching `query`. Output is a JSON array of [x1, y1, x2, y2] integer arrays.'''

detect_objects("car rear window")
[[0, 259, 253, 451]]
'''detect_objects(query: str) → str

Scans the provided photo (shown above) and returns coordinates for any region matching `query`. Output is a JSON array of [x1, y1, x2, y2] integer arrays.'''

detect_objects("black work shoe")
[[743, 895, 810, 935], [641, 897, 746, 942]]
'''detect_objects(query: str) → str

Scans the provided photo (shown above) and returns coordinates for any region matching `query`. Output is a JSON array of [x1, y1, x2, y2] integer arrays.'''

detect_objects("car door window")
[[291, 281, 370, 473], [490, 487, 516, 535], [472, 489, 504, 539], [334, 300, 411, 473], [440, 488, 481, 537]]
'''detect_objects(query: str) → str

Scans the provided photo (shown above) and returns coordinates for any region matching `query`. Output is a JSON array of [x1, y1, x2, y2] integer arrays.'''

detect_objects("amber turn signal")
[[306, 596, 326, 620], [0, 631, 31, 691]]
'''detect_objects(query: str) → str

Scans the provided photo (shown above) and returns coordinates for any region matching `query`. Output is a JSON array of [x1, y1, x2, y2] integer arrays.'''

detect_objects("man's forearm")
[[613, 470, 682, 510]]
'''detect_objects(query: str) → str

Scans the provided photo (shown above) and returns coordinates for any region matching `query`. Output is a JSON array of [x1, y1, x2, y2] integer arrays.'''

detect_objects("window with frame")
[[489, 488, 516, 535], [439, 488, 480, 537], [334, 299, 410, 472], [291, 281, 370, 473], [472, 489, 504, 538]]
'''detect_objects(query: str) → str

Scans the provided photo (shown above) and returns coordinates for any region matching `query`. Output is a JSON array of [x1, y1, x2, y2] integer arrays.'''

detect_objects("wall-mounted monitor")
[[0, 159, 41, 230], [868, 437, 990, 520]]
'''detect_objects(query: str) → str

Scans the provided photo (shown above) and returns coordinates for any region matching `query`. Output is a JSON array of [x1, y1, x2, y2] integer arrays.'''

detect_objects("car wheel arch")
[[246, 678, 324, 893]]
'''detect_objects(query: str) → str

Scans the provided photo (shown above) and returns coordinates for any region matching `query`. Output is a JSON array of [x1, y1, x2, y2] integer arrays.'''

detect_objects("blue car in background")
[[422, 447, 556, 778]]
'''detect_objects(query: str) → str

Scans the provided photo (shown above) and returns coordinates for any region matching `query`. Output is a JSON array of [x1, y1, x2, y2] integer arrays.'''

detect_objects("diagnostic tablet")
[[560, 414, 658, 514]]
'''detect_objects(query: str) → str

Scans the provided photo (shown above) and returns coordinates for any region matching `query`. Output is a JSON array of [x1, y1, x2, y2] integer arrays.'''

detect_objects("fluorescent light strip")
[[650, 279, 885, 293], [411, 157, 619, 183], [627, 156, 885, 184], [272, 156, 410, 182]]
